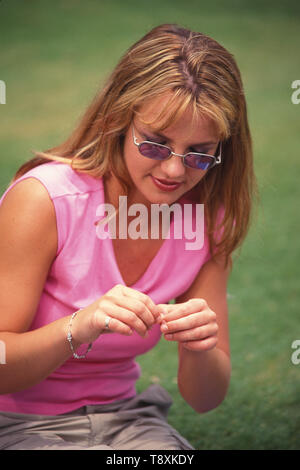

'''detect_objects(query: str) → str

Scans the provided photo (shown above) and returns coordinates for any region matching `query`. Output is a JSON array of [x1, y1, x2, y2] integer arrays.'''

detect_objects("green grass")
[[1, 0, 300, 450]]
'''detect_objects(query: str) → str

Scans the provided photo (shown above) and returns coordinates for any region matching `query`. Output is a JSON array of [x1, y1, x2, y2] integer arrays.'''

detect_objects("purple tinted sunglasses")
[[132, 125, 221, 170]]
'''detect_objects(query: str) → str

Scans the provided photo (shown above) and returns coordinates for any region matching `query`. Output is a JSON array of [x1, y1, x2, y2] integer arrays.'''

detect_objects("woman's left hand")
[[157, 299, 218, 352]]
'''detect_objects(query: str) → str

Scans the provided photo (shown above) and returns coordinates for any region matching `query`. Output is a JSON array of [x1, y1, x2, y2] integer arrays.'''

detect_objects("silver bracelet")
[[67, 311, 93, 359]]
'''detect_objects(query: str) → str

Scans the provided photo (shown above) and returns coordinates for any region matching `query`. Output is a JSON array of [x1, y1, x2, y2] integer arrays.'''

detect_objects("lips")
[[151, 176, 183, 192]]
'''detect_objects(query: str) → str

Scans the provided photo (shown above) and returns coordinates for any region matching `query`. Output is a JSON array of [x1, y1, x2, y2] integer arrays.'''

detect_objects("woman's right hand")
[[70, 284, 160, 345]]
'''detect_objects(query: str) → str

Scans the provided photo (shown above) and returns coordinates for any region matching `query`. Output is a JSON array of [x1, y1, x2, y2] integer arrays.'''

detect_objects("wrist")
[[65, 310, 93, 359]]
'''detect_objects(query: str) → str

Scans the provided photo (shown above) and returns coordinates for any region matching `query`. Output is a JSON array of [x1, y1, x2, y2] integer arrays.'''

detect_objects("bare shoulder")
[[0, 177, 57, 248], [1, 176, 55, 215], [0, 178, 57, 251]]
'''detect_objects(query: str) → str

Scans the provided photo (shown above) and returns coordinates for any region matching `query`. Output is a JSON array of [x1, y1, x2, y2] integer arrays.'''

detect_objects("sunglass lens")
[[139, 143, 170, 160], [184, 154, 214, 170]]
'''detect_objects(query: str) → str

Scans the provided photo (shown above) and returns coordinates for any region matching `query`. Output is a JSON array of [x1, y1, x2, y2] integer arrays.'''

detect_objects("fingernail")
[[161, 323, 168, 332]]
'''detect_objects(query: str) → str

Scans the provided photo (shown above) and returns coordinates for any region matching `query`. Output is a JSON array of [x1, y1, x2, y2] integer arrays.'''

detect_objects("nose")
[[159, 153, 186, 180]]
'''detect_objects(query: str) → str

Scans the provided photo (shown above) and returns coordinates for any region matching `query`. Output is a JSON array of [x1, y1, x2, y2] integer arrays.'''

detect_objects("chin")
[[146, 191, 184, 206]]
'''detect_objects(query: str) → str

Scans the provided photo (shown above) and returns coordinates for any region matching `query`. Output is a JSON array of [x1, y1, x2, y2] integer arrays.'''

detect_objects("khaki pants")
[[0, 385, 194, 450]]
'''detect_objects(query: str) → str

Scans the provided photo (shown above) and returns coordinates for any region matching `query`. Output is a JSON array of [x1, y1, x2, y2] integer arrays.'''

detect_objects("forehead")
[[135, 92, 220, 140]]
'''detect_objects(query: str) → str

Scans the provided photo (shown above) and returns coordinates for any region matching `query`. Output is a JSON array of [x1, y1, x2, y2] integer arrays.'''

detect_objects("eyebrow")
[[142, 127, 219, 147]]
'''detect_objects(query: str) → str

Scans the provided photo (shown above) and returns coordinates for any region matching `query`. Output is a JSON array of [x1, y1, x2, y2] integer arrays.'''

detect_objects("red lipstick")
[[151, 176, 182, 192]]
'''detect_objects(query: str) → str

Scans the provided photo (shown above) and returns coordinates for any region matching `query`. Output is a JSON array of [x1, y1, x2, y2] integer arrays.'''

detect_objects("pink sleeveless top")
[[0, 161, 219, 415]]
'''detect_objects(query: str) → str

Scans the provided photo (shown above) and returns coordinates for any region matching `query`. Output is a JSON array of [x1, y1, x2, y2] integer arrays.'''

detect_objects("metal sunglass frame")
[[132, 125, 222, 170]]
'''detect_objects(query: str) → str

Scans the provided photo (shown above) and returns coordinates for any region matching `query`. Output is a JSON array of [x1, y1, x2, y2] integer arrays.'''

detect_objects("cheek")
[[187, 170, 207, 188]]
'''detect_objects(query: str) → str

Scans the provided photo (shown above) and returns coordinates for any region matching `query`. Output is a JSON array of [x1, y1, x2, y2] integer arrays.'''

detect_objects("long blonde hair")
[[13, 23, 258, 267]]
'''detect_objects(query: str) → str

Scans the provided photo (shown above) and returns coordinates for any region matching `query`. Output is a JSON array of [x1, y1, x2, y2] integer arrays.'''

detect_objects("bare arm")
[[158, 255, 231, 413], [0, 178, 81, 393]]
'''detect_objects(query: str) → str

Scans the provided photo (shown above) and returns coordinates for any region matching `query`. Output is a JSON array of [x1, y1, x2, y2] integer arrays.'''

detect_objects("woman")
[[0, 24, 257, 450]]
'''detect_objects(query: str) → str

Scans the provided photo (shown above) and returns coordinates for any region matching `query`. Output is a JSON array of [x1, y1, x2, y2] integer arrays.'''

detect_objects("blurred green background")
[[0, 0, 299, 450]]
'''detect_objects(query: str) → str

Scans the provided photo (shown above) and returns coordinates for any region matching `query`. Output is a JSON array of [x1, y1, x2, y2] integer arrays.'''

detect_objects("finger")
[[159, 298, 207, 323], [98, 299, 148, 337], [113, 284, 159, 319], [93, 309, 133, 337], [113, 295, 157, 328], [155, 304, 173, 323], [182, 335, 218, 352], [161, 311, 213, 334], [164, 322, 218, 342]]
